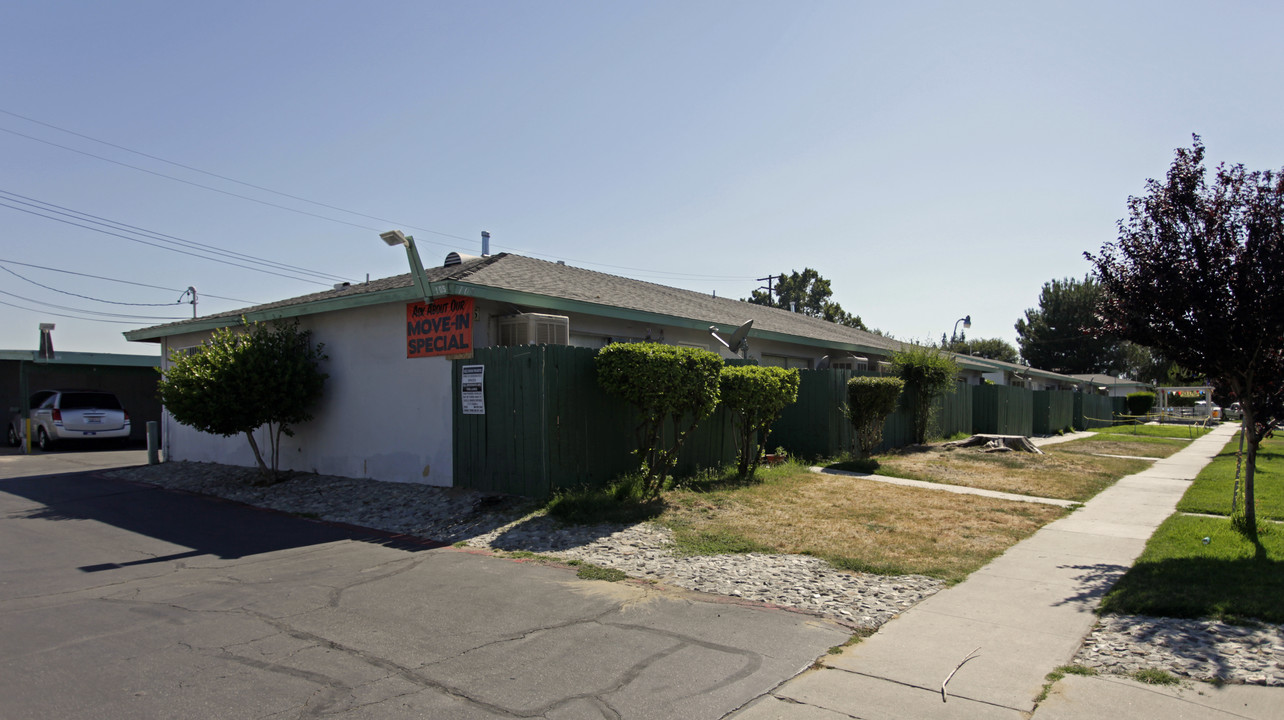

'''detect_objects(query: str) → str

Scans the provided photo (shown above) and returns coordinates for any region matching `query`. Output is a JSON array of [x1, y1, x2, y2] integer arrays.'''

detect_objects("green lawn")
[[1095, 424, 1211, 440], [1175, 432, 1284, 522], [1098, 514, 1284, 624]]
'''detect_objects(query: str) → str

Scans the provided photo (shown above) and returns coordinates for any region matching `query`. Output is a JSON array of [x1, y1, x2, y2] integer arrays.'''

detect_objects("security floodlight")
[[380, 230, 431, 300]]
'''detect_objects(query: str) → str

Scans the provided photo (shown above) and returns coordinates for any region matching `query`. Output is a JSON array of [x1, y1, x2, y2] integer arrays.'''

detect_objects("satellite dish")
[[709, 320, 753, 358]]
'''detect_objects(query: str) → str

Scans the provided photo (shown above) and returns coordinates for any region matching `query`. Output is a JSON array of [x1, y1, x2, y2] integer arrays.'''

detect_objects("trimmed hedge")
[[846, 376, 905, 457], [721, 365, 800, 478], [596, 343, 723, 497]]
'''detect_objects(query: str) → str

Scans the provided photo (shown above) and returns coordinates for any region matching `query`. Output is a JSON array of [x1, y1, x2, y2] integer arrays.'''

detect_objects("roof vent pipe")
[[481, 231, 490, 257]]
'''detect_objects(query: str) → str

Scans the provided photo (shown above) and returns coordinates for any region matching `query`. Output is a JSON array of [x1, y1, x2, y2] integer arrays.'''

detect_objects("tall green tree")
[[746, 268, 867, 330], [157, 319, 328, 481], [1088, 136, 1284, 532], [1015, 275, 1127, 373]]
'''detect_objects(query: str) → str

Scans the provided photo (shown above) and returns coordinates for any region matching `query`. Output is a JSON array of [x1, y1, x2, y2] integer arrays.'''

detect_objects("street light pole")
[[380, 230, 433, 302], [951, 315, 972, 350]]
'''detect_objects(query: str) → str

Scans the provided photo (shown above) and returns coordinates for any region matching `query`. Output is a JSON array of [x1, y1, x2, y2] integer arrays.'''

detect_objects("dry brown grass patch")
[[1046, 437, 1187, 459], [662, 470, 1065, 582], [872, 446, 1149, 502]]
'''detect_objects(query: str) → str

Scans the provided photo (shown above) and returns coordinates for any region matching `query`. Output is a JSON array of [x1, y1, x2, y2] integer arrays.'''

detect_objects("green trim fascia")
[[0, 349, 160, 366], [124, 285, 424, 342]]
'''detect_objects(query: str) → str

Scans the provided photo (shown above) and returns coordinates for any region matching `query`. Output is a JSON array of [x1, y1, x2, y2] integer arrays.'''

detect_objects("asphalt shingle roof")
[[130, 253, 908, 354]]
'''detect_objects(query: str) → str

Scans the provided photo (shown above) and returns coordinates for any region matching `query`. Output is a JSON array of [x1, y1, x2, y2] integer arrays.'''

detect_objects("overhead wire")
[[1, 109, 758, 282], [0, 189, 348, 283], [1, 263, 185, 307], [0, 200, 338, 286], [0, 289, 188, 320], [0, 258, 255, 304], [0, 297, 156, 325]]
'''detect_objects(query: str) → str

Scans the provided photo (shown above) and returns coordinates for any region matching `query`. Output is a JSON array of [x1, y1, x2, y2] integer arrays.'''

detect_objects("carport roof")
[[123, 252, 993, 369], [0, 350, 160, 366]]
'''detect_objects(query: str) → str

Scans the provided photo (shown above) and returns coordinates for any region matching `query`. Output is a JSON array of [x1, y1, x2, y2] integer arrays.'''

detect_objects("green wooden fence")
[[452, 347, 1113, 498], [1074, 392, 1117, 430], [972, 384, 1034, 436], [771, 371, 972, 458], [452, 345, 738, 498], [1033, 390, 1076, 435]]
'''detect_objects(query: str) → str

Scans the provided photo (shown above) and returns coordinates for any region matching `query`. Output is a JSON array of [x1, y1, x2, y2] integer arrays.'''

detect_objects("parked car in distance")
[[7, 390, 56, 447], [8, 389, 131, 450]]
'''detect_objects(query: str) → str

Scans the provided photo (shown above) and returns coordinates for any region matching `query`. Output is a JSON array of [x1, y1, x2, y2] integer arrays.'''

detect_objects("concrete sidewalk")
[[730, 423, 1282, 719]]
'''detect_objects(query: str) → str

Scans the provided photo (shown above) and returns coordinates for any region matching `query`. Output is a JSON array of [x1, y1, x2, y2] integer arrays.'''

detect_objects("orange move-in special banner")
[[406, 296, 474, 358]]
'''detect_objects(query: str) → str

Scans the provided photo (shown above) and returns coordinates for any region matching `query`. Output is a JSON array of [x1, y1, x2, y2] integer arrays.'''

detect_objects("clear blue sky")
[[4, 1, 1282, 356]]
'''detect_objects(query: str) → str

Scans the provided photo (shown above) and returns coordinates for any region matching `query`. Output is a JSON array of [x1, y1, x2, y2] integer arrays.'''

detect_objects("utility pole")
[[179, 287, 197, 318], [756, 274, 779, 299]]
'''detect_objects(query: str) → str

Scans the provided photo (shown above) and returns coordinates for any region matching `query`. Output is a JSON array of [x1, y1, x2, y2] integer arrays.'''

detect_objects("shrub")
[[720, 366, 800, 479], [891, 345, 959, 444], [157, 319, 327, 481], [1126, 391, 1156, 416], [845, 376, 904, 457], [596, 343, 723, 498]]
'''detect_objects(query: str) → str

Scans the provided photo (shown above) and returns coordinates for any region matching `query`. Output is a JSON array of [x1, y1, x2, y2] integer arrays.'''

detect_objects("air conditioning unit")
[[498, 313, 570, 346]]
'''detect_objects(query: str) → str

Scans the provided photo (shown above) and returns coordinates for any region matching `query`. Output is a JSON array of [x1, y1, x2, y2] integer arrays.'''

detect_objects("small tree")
[[157, 319, 328, 481], [846, 376, 904, 457], [720, 365, 800, 479], [596, 343, 723, 498], [1125, 391, 1156, 417], [1088, 136, 1284, 532], [892, 345, 959, 444]]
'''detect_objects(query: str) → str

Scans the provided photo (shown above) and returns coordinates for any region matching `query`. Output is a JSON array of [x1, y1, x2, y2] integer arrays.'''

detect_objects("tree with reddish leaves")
[[1088, 136, 1284, 532]]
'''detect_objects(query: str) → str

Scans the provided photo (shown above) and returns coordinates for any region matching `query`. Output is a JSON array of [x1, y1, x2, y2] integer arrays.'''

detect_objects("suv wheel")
[[37, 427, 54, 451]]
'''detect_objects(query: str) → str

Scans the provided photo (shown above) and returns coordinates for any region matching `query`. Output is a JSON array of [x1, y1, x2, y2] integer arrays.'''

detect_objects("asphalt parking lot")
[[0, 451, 847, 719]]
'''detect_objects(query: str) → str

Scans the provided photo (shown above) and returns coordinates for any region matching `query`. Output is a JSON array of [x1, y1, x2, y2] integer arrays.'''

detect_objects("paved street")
[[0, 451, 847, 719]]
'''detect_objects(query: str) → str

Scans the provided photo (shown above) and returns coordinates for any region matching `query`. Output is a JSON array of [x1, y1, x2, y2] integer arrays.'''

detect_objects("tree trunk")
[[243, 430, 270, 478], [1241, 410, 1258, 532]]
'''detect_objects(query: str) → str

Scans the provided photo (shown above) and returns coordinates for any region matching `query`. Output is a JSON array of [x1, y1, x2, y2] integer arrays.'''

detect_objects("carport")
[[2, 349, 161, 449]]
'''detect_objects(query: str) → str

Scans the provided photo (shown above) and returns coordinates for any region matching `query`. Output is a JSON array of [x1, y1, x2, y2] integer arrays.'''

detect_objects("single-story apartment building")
[[1068, 373, 1153, 398], [125, 251, 1006, 487]]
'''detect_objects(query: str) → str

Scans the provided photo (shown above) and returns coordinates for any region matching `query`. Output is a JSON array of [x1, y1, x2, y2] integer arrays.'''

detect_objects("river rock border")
[[104, 461, 942, 629]]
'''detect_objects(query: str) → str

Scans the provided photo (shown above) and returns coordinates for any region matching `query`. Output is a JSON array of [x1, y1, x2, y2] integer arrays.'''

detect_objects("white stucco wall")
[[158, 301, 456, 486]]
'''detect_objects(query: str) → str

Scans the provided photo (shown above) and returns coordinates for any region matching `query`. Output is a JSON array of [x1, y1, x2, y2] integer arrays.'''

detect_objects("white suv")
[[17, 389, 131, 450]]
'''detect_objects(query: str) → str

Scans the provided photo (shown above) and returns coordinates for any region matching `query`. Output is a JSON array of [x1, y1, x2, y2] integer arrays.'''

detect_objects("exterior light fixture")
[[951, 315, 972, 350], [380, 230, 432, 300]]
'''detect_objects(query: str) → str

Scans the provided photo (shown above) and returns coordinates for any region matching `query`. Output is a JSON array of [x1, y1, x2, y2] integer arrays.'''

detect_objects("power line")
[[0, 263, 184, 307], [1, 110, 758, 281], [0, 258, 255, 304], [0, 289, 188, 320], [0, 297, 155, 325], [0, 200, 338, 286], [0, 189, 348, 283]]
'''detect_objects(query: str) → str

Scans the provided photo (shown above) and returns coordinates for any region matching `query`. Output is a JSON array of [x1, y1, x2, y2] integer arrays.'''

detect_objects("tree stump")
[[942, 434, 1044, 454]]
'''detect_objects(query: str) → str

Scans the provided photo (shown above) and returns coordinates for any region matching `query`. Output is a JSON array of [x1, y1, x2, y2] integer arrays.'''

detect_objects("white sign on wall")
[[461, 365, 485, 415]]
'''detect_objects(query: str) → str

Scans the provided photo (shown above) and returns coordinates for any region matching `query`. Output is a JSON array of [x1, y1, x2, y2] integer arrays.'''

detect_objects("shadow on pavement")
[[1, 470, 441, 567]]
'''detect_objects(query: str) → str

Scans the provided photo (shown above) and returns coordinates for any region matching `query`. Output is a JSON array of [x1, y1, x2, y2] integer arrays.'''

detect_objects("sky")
[[4, 1, 1283, 357]]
